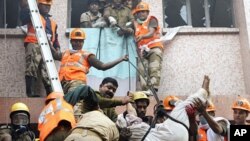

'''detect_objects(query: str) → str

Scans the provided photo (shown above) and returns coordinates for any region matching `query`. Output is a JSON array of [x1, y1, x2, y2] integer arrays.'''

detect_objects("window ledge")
[[162, 27, 239, 35], [0, 28, 25, 37]]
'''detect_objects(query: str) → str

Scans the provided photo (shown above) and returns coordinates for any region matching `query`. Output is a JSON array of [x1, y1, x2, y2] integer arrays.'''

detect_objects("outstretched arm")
[[194, 98, 224, 135], [88, 54, 128, 70]]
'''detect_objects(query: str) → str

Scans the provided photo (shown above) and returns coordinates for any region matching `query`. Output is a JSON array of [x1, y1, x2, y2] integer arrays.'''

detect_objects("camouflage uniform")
[[138, 47, 162, 90], [61, 79, 86, 122], [25, 43, 51, 87]]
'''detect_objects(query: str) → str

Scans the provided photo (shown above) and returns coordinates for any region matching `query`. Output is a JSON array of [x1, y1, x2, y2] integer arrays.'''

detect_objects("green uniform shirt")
[[104, 5, 134, 27]]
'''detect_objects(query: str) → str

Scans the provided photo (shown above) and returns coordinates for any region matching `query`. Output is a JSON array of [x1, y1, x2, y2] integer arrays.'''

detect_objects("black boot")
[[44, 85, 52, 96], [25, 76, 40, 97]]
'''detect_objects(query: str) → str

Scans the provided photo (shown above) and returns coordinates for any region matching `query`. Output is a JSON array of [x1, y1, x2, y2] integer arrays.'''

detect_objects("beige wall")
[[233, 0, 250, 95], [159, 28, 245, 96]]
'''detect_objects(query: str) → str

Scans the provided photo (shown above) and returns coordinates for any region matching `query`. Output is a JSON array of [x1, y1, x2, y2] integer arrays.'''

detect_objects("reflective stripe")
[[27, 32, 36, 37], [39, 98, 74, 125]]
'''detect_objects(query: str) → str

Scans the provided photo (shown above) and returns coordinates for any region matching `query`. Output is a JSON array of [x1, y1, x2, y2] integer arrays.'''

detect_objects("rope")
[[125, 36, 131, 90], [95, 27, 103, 59]]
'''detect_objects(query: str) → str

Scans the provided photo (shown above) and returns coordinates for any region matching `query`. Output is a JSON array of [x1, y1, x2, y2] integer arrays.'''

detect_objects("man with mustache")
[[96, 77, 131, 122]]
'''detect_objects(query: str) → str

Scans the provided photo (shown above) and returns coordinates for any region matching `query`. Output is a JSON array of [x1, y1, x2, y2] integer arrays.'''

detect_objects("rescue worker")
[[103, 0, 134, 36], [96, 77, 132, 122], [197, 102, 216, 141], [51, 28, 129, 120], [64, 92, 119, 141], [194, 100, 230, 141], [133, 2, 163, 92], [20, 0, 60, 97], [51, 28, 128, 94], [154, 95, 180, 124], [117, 91, 151, 125], [80, 0, 107, 28], [231, 97, 250, 125], [38, 92, 76, 141], [0, 102, 35, 141]]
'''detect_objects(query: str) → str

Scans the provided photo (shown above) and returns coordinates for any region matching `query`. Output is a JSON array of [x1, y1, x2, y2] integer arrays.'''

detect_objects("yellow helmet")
[[38, 0, 53, 5], [134, 2, 149, 14], [163, 95, 179, 111], [132, 91, 149, 104], [232, 97, 250, 112], [46, 92, 64, 104], [10, 102, 30, 117], [206, 102, 216, 112], [70, 28, 86, 40]]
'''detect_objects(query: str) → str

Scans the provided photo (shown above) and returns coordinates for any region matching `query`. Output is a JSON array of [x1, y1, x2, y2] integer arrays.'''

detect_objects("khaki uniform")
[[25, 43, 50, 86], [138, 47, 163, 90], [96, 92, 121, 122], [64, 111, 119, 141], [65, 85, 123, 122], [80, 11, 102, 27], [45, 127, 70, 141], [104, 5, 134, 27]]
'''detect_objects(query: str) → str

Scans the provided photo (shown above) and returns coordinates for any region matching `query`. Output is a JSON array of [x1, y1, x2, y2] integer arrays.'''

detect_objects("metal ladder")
[[27, 0, 63, 93]]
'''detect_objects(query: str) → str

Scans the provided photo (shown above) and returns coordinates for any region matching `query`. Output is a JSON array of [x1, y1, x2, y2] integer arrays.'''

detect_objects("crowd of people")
[[0, 0, 250, 141]]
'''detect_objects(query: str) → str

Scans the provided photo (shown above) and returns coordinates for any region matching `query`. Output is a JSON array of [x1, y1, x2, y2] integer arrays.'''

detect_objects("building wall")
[[233, 0, 250, 95], [158, 28, 245, 96]]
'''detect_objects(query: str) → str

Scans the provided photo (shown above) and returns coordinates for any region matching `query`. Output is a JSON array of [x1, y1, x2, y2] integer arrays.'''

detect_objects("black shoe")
[[25, 76, 40, 97]]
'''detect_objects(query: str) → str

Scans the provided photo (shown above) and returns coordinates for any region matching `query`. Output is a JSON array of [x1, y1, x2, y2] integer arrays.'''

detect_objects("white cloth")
[[108, 16, 117, 26], [206, 117, 230, 141], [117, 88, 210, 141]]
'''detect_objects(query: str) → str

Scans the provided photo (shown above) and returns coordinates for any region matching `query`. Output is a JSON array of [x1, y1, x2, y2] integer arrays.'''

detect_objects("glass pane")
[[210, 0, 233, 27], [0, 0, 20, 28], [190, 0, 205, 27], [164, 0, 188, 27]]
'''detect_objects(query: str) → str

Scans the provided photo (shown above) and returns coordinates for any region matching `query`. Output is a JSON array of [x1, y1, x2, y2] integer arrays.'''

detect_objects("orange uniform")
[[24, 15, 57, 43], [134, 16, 163, 49], [38, 97, 76, 141], [59, 50, 92, 83]]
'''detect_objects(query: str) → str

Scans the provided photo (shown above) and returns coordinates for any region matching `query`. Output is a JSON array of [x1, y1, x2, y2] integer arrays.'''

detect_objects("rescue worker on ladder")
[[132, 2, 163, 92], [194, 100, 230, 141], [38, 92, 76, 141], [0, 102, 35, 141], [231, 97, 250, 125], [20, 0, 60, 97]]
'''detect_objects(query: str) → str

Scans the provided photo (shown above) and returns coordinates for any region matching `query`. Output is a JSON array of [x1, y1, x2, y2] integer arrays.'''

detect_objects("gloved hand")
[[108, 16, 117, 26], [92, 21, 107, 28], [125, 22, 132, 27]]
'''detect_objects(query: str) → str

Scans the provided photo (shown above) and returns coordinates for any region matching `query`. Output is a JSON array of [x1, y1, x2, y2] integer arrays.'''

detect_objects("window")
[[68, 0, 141, 28], [0, 0, 20, 28], [163, 0, 234, 28]]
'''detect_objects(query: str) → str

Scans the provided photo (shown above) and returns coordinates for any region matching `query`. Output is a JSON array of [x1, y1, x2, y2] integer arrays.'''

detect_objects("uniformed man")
[[80, 0, 106, 28], [0, 103, 35, 141], [133, 2, 163, 92], [231, 97, 250, 125], [103, 0, 134, 36], [20, 0, 60, 97]]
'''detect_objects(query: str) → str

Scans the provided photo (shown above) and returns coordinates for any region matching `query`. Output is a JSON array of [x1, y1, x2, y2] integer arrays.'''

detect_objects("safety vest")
[[134, 16, 163, 49], [198, 128, 207, 141], [24, 15, 57, 43], [38, 97, 76, 141], [198, 128, 228, 141], [59, 50, 92, 83]]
